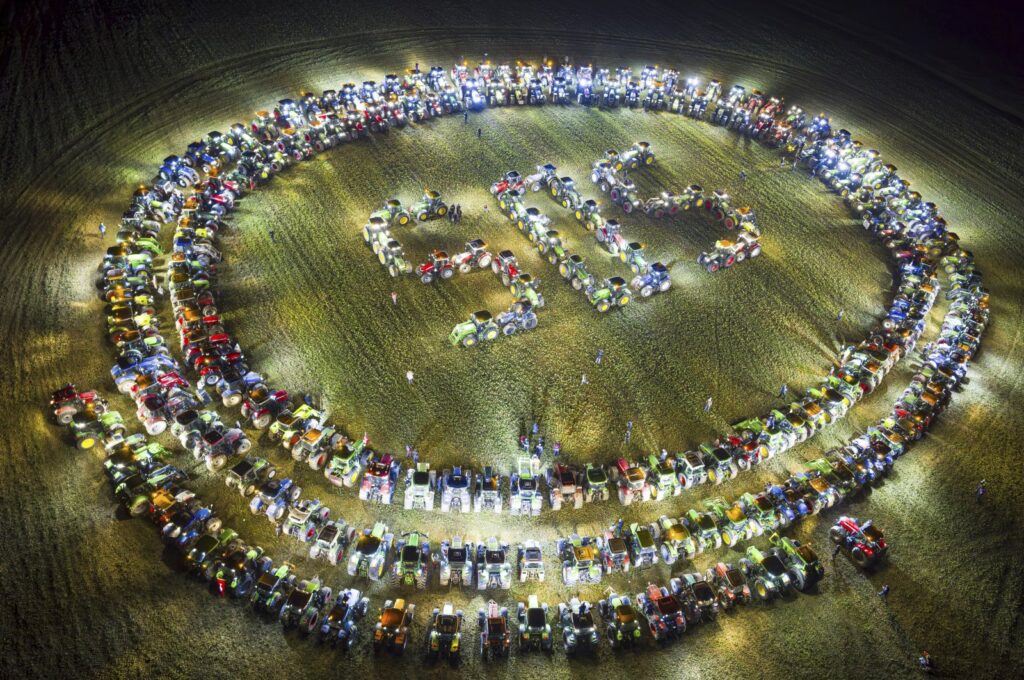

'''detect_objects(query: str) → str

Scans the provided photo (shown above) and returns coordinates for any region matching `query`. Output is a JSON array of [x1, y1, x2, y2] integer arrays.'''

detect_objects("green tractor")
[[371, 198, 412, 227], [574, 199, 603, 231], [449, 311, 501, 348], [618, 242, 649, 274], [381, 240, 413, 278], [536, 230, 568, 265], [411, 190, 448, 221], [559, 254, 595, 290], [586, 277, 631, 312], [510, 273, 545, 308], [362, 216, 392, 252], [550, 176, 583, 210], [769, 533, 825, 592], [523, 208, 550, 243]]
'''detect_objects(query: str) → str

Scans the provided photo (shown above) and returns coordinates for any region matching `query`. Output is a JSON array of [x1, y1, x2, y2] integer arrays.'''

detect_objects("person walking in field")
[[98, 222, 107, 238], [406, 370, 414, 385], [704, 396, 713, 412], [477, 127, 482, 139], [391, 291, 398, 305], [595, 348, 604, 365], [580, 373, 589, 385]]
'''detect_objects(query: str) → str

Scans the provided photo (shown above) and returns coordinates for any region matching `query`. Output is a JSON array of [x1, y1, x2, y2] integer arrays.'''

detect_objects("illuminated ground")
[[2, 2, 1022, 679]]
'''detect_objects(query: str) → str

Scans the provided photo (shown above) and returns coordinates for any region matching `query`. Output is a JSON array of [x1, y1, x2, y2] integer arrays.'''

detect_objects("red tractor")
[[490, 250, 521, 287], [830, 516, 888, 568], [451, 240, 493, 273], [490, 171, 525, 197], [417, 250, 455, 284], [240, 384, 290, 429], [50, 384, 108, 424]]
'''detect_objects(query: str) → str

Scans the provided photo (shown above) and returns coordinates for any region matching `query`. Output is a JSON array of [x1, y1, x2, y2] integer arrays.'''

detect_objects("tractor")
[[491, 249, 521, 287], [451, 239, 493, 273], [510, 273, 544, 308], [418, 250, 455, 284], [536, 230, 568, 265], [411, 190, 448, 221], [631, 261, 671, 297], [559, 254, 595, 290], [449, 311, 501, 348], [586, 277, 631, 313], [618, 241, 649, 274], [496, 299, 538, 336]]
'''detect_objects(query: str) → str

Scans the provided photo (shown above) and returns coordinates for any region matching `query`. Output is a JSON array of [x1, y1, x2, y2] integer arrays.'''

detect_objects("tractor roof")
[[472, 310, 493, 323]]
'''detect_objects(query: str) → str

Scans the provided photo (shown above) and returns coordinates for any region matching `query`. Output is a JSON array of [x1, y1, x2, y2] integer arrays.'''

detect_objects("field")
[[2, 2, 1023, 679]]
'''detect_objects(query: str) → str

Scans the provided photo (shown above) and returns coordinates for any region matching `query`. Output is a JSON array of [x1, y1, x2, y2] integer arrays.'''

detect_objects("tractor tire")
[[253, 412, 271, 429], [561, 199, 568, 208], [724, 217, 736, 229], [459, 263, 472, 274], [610, 188, 621, 202], [622, 201, 633, 214], [206, 454, 227, 472], [309, 452, 327, 470], [483, 327, 499, 341], [708, 262, 719, 273], [548, 253, 559, 266], [502, 324, 517, 336], [654, 209, 665, 219], [523, 314, 537, 330], [477, 253, 492, 269], [207, 517, 223, 534], [387, 264, 399, 277], [550, 185, 559, 196], [437, 206, 448, 216], [420, 273, 434, 284], [418, 212, 429, 221], [237, 438, 252, 454], [440, 267, 454, 280], [736, 250, 747, 262], [571, 278, 583, 290], [574, 209, 583, 220], [243, 484, 256, 497], [558, 263, 570, 278], [289, 485, 302, 502], [517, 219, 525, 231], [851, 547, 869, 568], [531, 182, 541, 193], [599, 182, 609, 193], [829, 527, 845, 544], [528, 231, 536, 243], [501, 273, 511, 287], [596, 300, 611, 313], [537, 241, 547, 254], [618, 294, 631, 307], [223, 390, 242, 407], [641, 285, 654, 298], [750, 246, 762, 258], [377, 250, 387, 265], [461, 335, 478, 348], [631, 263, 640, 274]]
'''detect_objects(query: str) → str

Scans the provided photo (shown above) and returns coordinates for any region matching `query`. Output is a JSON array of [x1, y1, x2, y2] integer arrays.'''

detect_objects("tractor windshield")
[[401, 545, 421, 564]]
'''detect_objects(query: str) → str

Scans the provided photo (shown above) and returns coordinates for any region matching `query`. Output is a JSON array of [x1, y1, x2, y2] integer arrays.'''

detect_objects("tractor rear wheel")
[[440, 267, 454, 280], [641, 285, 654, 298], [596, 300, 611, 313], [420, 273, 434, 284], [502, 324, 516, 336], [571, 278, 583, 290], [618, 295, 631, 307], [461, 335, 478, 347], [851, 548, 869, 568]]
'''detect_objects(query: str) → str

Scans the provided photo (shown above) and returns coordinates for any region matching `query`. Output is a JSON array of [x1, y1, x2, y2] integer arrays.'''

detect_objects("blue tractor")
[[630, 261, 672, 298], [157, 155, 200, 187], [249, 477, 302, 521]]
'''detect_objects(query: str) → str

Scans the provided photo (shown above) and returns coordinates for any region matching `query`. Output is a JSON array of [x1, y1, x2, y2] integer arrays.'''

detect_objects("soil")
[[2, 2, 1022, 679]]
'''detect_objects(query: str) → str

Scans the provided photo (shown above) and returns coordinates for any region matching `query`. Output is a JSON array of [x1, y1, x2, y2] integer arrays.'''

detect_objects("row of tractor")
[[590, 144, 764, 273], [495, 162, 674, 299], [359, 195, 544, 347], [56, 392, 827, 662]]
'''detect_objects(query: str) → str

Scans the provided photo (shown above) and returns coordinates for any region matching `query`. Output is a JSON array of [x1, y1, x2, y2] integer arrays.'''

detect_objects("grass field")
[[2, 2, 1023, 679]]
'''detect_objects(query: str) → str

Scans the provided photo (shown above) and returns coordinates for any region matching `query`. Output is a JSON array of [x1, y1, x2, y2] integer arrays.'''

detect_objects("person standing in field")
[[391, 291, 398, 305], [406, 370, 414, 385]]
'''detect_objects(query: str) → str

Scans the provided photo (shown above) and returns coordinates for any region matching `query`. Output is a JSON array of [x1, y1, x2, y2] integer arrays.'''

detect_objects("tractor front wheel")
[[461, 335, 478, 348]]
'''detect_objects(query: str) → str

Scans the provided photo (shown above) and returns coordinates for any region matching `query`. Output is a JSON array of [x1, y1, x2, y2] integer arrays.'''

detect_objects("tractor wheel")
[[501, 273, 511, 287], [207, 454, 227, 472], [502, 324, 517, 336], [362, 227, 372, 243], [243, 484, 256, 497], [713, 209, 724, 221], [596, 300, 611, 313], [574, 209, 583, 220], [558, 263, 570, 278], [523, 314, 538, 330], [599, 182, 609, 193], [483, 327, 499, 341], [398, 214, 410, 226], [654, 209, 665, 219], [207, 517, 223, 534], [645, 155, 654, 165], [377, 250, 387, 265], [517, 219, 525, 231], [610, 188, 621, 202], [56, 407, 76, 425], [571, 278, 583, 291], [531, 182, 541, 193], [537, 241, 547, 254], [437, 206, 447, 216], [851, 547, 869, 568], [550, 185, 559, 197], [387, 264, 399, 278], [622, 201, 633, 214], [754, 579, 771, 601], [461, 335, 478, 348], [440, 267, 454, 280], [631, 263, 640, 274], [561, 199, 568, 208], [724, 217, 736, 229], [750, 245, 762, 258], [253, 412, 271, 429], [736, 250, 747, 262], [477, 253, 492, 269], [223, 391, 243, 407], [76, 435, 97, 451], [237, 438, 252, 454], [459, 263, 472, 274], [829, 527, 845, 544], [708, 262, 719, 273], [418, 212, 429, 221], [309, 452, 327, 470], [420, 273, 434, 284], [547, 253, 559, 266], [708, 469, 721, 485], [789, 568, 807, 592], [641, 285, 654, 298], [618, 294, 631, 307]]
